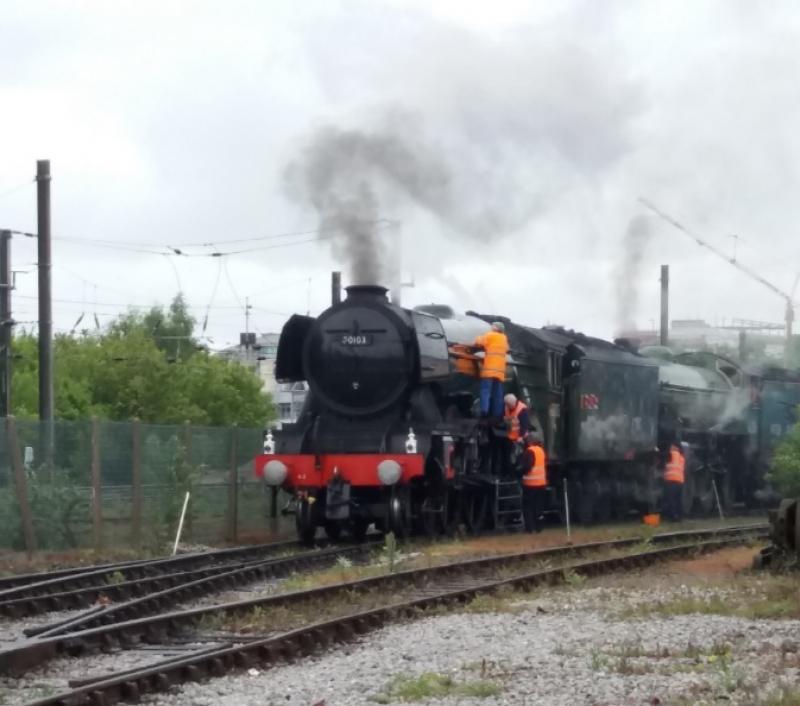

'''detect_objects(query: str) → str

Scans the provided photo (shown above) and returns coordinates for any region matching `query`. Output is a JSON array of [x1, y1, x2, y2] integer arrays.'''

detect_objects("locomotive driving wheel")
[[594, 476, 611, 524], [349, 517, 369, 542], [576, 475, 600, 525], [296, 498, 317, 545], [691, 465, 715, 516], [680, 466, 696, 517], [420, 492, 446, 536], [386, 486, 411, 538], [462, 488, 488, 534], [324, 521, 342, 541]]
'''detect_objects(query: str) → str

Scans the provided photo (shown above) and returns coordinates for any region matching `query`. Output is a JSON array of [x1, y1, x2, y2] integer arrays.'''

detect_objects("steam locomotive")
[[254, 284, 800, 542]]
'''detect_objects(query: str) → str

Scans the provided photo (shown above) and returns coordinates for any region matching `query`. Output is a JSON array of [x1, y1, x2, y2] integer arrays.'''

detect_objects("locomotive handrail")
[[659, 383, 733, 395]]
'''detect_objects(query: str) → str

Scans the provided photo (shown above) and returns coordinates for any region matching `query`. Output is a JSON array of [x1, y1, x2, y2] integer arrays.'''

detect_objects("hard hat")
[[504, 393, 517, 407]]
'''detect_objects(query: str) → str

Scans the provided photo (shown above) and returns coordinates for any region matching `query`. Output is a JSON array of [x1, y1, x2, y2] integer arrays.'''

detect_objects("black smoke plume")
[[616, 215, 653, 333]]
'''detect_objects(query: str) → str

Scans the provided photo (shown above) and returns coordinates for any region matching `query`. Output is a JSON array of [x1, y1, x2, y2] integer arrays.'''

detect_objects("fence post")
[[227, 425, 238, 543], [91, 417, 102, 551], [7, 416, 36, 556], [182, 420, 193, 541], [131, 418, 142, 549]]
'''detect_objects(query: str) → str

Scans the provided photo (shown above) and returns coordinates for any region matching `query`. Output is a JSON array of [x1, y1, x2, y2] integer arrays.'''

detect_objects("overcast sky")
[[3, 0, 800, 349]]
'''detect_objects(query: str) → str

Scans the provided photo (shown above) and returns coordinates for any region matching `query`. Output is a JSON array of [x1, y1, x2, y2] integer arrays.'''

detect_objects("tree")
[[786, 335, 800, 370], [108, 294, 198, 362], [10, 297, 276, 427], [773, 422, 800, 498]]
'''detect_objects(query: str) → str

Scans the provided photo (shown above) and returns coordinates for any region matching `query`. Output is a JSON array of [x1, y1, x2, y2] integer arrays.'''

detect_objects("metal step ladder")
[[492, 478, 523, 530]]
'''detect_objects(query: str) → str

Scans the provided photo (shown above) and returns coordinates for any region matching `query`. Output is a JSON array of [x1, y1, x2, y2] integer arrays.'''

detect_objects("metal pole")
[[36, 160, 54, 458], [659, 265, 669, 346], [172, 491, 191, 555], [390, 221, 402, 305], [331, 271, 341, 305], [0, 230, 11, 417], [563, 479, 571, 541], [738, 330, 747, 362], [785, 301, 794, 366], [711, 478, 725, 521]]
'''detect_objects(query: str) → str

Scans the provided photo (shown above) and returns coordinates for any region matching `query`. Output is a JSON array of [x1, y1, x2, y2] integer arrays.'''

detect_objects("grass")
[[206, 535, 723, 635], [460, 586, 527, 614], [200, 521, 767, 640], [561, 567, 587, 588], [370, 672, 501, 703], [586, 639, 735, 679], [105, 570, 125, 586], [8, 683, 61, 702], [674, 685, 800, 706], [761, 688, 800, 706], [279, 562, 387, 592], [618, 574, 800, 621]]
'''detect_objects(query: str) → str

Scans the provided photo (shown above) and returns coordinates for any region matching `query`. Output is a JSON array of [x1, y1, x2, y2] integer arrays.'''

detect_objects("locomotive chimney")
[[345, 284, 389, 303]]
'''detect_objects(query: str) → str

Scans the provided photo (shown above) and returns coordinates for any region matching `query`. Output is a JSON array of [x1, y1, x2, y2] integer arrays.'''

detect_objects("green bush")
[[0, 470, 89, 550], [141, 434, 199, 551], [772, 424, 800, 498]]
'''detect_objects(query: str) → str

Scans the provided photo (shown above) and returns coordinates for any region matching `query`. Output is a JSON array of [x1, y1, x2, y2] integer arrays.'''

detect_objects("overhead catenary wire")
[[38, 220, 389, 249], [0, 178, 35, 201], [202, 258, 224, 334], [2, 218, 397, 258], [56, 262, 306, 311], [12, 294, 291, 316], [1, 219, 353, 341], [163, 254, 184, 297]]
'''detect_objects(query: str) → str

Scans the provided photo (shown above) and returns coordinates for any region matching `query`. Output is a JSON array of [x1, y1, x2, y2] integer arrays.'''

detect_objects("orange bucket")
[[642, 513, 661, 527]]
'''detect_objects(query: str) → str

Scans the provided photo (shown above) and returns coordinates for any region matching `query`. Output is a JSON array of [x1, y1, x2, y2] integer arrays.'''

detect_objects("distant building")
[[218, 333, 308, 427], [618, 318, 787, 360]]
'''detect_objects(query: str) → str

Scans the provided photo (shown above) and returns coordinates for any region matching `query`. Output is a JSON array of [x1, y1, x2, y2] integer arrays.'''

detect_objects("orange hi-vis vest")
[[522, 445, 547, 488], [505, 401, 528, 441], [664, 446, 685, 484], [474, 330, 509, 380]]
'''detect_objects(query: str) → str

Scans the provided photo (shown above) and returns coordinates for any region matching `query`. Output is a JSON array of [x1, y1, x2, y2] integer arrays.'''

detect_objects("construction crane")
[[639, 198, 799, 365]]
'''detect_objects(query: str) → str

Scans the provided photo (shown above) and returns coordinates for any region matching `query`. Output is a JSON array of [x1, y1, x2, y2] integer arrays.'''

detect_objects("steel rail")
[[2, 524, 765, 679], [0, 539, 307, 604], [21, 522, 765, 637], [8, 555, 295, 623], [21, 542, 378, 641], [0, 558, 163, 592], [17, 532, 763, 706]]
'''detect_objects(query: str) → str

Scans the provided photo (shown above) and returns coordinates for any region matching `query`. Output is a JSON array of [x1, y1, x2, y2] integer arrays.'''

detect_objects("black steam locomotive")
[[255, 284, 800, 542]]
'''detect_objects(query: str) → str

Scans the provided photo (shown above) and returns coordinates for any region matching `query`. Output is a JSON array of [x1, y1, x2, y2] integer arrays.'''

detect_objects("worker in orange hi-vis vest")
[[662, 443, 686, 522], [473, 322, 509, 418], [518, 433, 548, 533]]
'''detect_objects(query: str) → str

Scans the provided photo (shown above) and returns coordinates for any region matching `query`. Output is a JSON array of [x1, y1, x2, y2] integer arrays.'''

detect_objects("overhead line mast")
[[639, 197, 797, 364]]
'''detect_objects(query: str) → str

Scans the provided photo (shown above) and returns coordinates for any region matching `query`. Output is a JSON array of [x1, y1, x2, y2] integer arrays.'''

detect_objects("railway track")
[[0, 558, 164, 593], [0, 538, 355, 619], [23, 542, 375, 638], [8, 523, 766, 705], [0, 541, 303, 604]]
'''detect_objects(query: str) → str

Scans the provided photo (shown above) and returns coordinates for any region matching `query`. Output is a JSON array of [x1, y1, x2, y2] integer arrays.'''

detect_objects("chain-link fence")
[[0, 417, 293, 554]]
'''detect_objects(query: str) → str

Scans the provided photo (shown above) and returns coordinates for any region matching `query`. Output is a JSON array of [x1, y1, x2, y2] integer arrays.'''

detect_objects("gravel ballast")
[[133, 584, 800, 706]]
